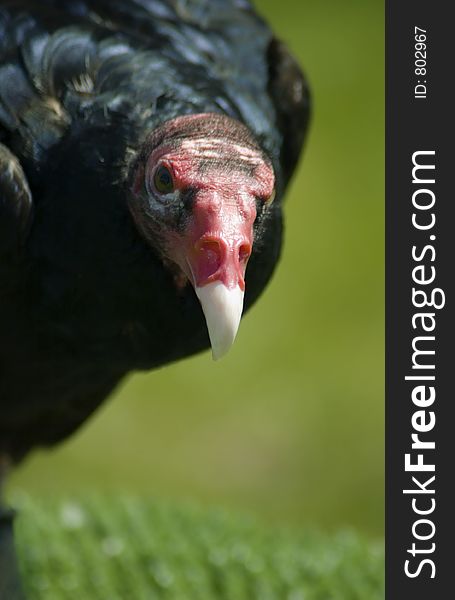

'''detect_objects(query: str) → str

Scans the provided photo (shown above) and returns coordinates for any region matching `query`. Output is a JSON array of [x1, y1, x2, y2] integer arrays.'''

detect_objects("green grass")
[[15, 494, 383, 600]]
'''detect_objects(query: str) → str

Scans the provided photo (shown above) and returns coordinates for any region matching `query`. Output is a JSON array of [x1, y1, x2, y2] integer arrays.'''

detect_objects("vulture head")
[[128, 113, 276, 360]]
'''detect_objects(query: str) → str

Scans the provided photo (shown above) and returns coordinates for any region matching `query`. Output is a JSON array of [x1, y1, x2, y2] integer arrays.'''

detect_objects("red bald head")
[[128, 113, 275, 358], [130, 113, 275, 289]]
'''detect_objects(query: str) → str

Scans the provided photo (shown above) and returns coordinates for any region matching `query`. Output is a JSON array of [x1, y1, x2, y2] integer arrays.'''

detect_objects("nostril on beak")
[[196, 239, 223, 279], [190, 237, 252, 289], [238, 243, 252, 264]]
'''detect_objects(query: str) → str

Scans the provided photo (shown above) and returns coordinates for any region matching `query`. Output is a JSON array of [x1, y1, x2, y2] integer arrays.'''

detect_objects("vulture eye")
[[258, 188, 276, 208], [153, 165, 174, 194], [265, 188, 276, 206]]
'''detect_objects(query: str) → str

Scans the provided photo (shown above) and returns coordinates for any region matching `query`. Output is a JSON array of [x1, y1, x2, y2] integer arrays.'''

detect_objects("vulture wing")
[[0, 144, 33, 262]]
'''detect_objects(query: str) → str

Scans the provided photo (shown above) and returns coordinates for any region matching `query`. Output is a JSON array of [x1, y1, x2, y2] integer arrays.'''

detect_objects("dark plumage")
[[0, 0, 310, 464]]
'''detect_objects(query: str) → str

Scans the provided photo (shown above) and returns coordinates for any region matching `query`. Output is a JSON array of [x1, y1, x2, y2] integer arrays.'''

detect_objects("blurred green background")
[[9, 0, 384, 537]]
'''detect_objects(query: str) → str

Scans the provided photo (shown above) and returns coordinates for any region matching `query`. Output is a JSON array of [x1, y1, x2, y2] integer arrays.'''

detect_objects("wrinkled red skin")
[[147, 131, 274, 290], [131, 114, 275, 291], [176, 186, 255, 291]]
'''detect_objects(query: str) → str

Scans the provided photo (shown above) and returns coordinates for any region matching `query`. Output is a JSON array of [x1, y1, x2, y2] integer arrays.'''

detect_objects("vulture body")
[[0, 0, 310, 465]]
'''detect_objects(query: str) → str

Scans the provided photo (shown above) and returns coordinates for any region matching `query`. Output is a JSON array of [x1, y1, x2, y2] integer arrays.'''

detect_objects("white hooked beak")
[[195, 282, 245, 360]]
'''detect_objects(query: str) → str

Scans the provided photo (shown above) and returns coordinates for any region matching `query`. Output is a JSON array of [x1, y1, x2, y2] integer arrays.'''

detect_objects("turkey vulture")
[[0, 0, 309, 500], [1, 1, 310, 595]]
